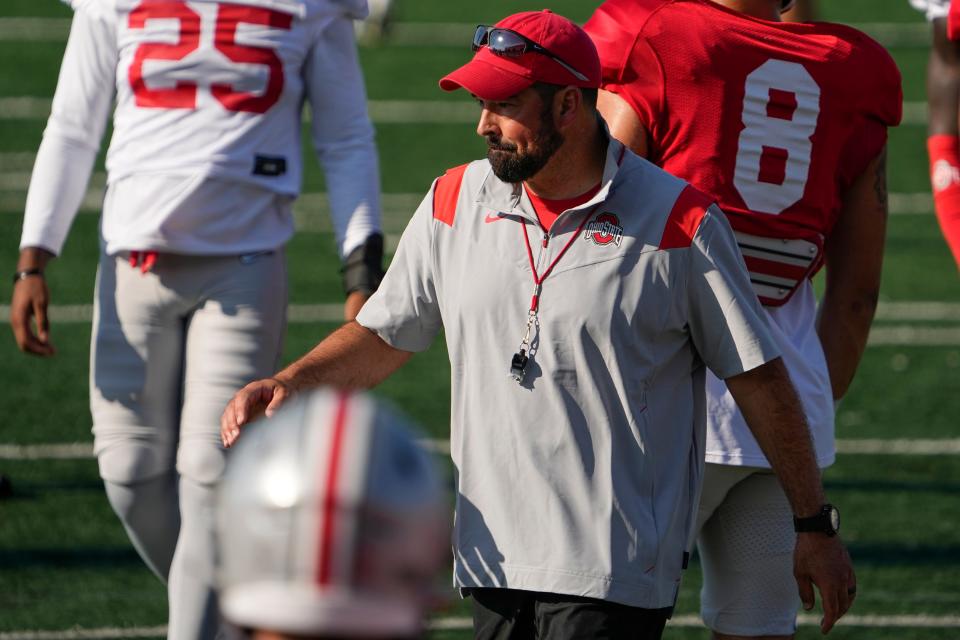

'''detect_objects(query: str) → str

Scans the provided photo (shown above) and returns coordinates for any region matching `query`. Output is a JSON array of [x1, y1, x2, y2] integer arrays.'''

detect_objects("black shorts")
[[467, 588, 671, 640]]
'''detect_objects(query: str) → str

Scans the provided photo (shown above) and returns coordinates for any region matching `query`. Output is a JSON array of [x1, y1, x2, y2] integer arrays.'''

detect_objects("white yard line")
[[5, 302, 960, 326], [875, 301, 960, 321], [868, 325, 960, 346], [835, 439, 960, 455], [0, 439, 449, 460], [902, 100, 927, 126], [0, 152, 38, 171], [851, 21, 931, 47], [2, 613, 960, 639], [2, 438, 959, 461], [0, 95, 932, 126], [0, 443, 93, 459], [888, 192, 934, 215], [0, 17, 70, 42], [0, 628, 169, 640], [0, 174, 939, 220], [426, 613, 960, 629], [0, 18, 933, 48]]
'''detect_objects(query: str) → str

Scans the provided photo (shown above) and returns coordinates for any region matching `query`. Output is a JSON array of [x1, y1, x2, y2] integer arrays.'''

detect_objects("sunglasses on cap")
[[472, 25, 589, 83]]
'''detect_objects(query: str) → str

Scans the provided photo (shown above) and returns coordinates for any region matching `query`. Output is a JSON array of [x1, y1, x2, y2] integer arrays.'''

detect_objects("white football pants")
[[90, 249, 287, 640], [695, 464, 800, 637]]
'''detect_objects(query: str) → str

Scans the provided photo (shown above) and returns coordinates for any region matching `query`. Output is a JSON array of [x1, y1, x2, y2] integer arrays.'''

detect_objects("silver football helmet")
[[215, 388, 449, 638]]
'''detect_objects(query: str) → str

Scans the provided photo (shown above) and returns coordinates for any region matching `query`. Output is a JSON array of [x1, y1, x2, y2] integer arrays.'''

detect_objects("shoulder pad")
[[852, 32, 903, 127], [586, 0, 672, 85], [588, 0, 670, 28], [814, 22, 903, 126]]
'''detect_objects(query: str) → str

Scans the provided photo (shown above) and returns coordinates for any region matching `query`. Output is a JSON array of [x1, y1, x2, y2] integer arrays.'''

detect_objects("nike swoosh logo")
[[484, 213, 507, 223]]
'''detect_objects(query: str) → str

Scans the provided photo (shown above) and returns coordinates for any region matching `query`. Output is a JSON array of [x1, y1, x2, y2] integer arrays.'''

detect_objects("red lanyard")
[[520, 204, 598, 313], [509, 206, 598, 384]]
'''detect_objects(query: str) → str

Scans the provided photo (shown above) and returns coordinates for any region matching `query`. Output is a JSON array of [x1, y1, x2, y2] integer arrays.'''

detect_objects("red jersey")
[[585, 0, 902, 304]]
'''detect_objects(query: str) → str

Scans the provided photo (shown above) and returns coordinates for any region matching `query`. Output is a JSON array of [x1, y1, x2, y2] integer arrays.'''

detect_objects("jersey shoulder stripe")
[[658, 184, 713, 249], [433, 163, 470, 227]]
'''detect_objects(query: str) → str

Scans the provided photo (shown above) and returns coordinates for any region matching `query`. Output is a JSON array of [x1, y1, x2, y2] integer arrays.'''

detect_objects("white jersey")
[[910, 0, 950, 21], [704, 279, 836, 469], [22, 0, 381, 257]]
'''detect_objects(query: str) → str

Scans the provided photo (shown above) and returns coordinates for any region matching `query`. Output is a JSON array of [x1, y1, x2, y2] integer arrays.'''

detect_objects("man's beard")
[[486, 112, 564, 184]]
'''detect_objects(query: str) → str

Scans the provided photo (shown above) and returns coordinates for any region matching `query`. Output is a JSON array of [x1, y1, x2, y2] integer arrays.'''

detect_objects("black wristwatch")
[[794, 504, 840, 536]]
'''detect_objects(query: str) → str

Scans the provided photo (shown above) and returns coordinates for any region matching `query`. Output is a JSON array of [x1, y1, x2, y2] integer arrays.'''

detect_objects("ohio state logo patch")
[[932, 159, 960, 192], [584, 212, 623, 247]]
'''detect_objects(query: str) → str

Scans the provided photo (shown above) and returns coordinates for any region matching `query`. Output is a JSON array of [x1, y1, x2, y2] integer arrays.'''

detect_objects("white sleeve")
[[20, 4, 117, 254], [304, 15, 382, 260], [685, 207, 781, 379], [355, 183, 442, 352]]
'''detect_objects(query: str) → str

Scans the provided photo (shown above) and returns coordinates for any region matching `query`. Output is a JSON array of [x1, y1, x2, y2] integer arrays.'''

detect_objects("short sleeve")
[[355, 184, 443, 352], [839, 34, 903, 186], [585, 0, 665, 132], [685, 207, 780, 379]]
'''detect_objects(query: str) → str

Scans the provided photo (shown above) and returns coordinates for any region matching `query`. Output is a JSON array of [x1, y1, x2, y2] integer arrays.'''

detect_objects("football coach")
[[222, 10, 855, 639]]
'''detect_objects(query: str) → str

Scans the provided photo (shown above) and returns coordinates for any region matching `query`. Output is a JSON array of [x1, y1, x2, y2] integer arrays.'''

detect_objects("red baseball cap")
[[439, 10, 601, 101]]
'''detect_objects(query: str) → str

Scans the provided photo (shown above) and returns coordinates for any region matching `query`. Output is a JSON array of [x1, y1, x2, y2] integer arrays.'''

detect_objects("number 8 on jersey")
[[734, 59, 821, 216]]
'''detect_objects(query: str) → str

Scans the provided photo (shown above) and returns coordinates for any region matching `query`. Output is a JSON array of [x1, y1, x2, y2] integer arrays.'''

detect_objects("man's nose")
[[476, 108, 499, 139]]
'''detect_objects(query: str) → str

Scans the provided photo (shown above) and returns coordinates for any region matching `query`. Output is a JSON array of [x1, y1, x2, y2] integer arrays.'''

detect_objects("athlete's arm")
[[597, 90, 650, 158], [817, 148, 888, 400], [727, 358, 856, 634], [12, 5, 116, 357], [304, 16, 384, 319], [221, 322, 411, 447], [928, 15, 960, 139]]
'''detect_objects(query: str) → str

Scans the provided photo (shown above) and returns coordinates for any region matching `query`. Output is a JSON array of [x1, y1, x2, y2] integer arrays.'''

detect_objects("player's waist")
[[104, 157, 301, 194]]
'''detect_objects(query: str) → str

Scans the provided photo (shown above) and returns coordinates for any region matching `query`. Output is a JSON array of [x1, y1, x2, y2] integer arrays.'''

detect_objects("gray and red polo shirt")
[[356, 137, 779, 608]]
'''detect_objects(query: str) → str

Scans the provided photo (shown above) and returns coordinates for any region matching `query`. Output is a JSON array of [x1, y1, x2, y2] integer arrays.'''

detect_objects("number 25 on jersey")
[[128, 0, 292, 114]]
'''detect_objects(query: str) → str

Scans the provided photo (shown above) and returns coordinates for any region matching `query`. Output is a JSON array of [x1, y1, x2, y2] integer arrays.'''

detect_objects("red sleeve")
[[585, 0, 667, 132], [840, 32, 903, 186]]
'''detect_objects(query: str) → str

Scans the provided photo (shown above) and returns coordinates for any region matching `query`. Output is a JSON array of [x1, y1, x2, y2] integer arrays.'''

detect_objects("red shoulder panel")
[[659, 184, 713, 250], [432, 163, 469, 227]]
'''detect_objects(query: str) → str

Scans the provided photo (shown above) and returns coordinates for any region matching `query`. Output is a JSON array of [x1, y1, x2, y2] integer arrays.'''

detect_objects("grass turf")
[[1, 0, 958, 637]]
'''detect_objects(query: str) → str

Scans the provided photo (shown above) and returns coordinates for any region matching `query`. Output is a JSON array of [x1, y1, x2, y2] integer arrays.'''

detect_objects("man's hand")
[[220, 377, 292, 448], [728, 359, 856, 632], [794, 533, 857, 634], [11, 248, 55, 357], [220, 322, 412, 447]]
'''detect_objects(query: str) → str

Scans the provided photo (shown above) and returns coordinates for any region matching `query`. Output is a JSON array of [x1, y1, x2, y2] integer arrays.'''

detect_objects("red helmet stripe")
[[316, 391, 351, 585]]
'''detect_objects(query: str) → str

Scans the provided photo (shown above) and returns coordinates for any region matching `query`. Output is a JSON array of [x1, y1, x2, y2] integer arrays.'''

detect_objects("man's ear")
[[555, 86, 582, 128]]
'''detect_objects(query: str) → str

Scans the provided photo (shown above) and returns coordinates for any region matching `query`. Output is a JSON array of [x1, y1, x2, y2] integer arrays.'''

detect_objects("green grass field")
[[2, 1, 959, 638]]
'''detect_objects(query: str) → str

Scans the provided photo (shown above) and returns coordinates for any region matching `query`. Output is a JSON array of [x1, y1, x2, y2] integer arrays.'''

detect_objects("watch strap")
[[793, 504, 839, 536], [13, 268, 43, 284]]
